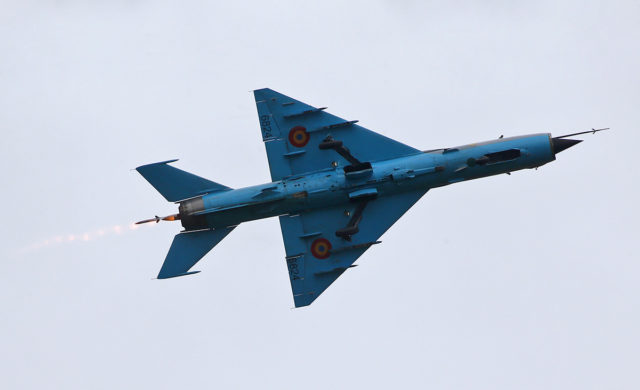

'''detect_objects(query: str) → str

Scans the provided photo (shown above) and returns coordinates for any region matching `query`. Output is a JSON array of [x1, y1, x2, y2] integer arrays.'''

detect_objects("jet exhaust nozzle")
[[552, 137, 582, 155]]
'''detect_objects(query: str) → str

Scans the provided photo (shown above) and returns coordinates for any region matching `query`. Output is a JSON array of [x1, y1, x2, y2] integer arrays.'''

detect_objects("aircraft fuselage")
[[179, 132, 555, 231]]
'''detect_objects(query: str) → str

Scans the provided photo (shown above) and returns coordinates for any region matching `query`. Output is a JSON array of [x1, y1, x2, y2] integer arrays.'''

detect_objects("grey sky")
[[1, 1, 639, 389]]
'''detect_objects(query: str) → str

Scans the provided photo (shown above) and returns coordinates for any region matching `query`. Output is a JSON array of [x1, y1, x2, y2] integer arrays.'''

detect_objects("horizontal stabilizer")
[[136, 160, 231, 202], [158, 227, 235, 279]]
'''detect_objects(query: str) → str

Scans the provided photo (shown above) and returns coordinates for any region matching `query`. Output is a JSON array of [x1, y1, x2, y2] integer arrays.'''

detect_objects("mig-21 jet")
[[136, 88, 607, 307]]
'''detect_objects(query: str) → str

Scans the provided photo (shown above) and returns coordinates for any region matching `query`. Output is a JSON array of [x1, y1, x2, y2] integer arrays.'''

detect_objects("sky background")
[[1, 1, 639, 389]]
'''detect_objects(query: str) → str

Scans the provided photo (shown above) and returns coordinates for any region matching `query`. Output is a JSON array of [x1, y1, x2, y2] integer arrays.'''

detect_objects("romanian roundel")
[[288, 126, 310, 148], [311, 238, 332, 259]]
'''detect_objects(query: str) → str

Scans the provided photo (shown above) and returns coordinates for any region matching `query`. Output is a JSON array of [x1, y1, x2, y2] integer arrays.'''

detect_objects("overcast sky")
[[1, 1, 639, 389]]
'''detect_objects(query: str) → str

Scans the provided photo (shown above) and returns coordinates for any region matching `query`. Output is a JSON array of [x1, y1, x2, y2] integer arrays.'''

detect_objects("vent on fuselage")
[[479, 149, 521, 165]]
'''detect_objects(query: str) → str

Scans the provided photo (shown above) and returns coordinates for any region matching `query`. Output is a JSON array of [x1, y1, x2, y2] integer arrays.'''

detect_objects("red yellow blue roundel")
[[311, 238, 332, 259], [288, 126, 310, 148]]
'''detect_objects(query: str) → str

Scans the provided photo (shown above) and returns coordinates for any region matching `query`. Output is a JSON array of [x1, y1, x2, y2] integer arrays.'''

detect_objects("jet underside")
[[136, 88, 600, 307]]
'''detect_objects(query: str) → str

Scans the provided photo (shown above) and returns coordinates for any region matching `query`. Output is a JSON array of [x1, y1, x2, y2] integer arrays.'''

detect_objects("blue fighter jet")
[[136, 88, 607, 307]]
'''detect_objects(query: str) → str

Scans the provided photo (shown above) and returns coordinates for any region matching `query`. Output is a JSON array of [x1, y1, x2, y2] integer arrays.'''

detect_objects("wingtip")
[[293, 292, 317, 308], [135, 159, 179, 171], [253, 88, 274, 101], [157, 270, 201, 280]]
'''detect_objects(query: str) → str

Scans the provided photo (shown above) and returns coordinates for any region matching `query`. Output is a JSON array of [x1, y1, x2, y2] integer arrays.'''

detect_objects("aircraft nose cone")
[[552, 137, 583, 154]]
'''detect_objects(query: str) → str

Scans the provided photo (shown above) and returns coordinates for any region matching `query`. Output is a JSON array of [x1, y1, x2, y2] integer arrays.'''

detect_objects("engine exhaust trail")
[[16, 220, 159, 254]]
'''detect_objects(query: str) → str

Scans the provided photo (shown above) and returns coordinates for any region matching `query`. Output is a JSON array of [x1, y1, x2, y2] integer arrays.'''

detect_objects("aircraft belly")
[[194, 135, 556, 230], [203, 203, 284, 228]]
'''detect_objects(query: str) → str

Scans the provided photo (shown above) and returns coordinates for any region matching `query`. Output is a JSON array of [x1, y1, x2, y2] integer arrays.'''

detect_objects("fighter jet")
[[136, 88, 607, 307]]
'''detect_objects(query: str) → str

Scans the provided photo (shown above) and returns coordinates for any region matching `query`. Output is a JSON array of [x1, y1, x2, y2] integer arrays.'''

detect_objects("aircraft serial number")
[[287, 257, 301, 280], [260, 115, 273, 139]]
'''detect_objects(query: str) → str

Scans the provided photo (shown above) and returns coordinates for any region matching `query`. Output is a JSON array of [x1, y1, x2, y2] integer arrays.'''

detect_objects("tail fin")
[[136, 159, 231, 202], [158, 227, 235, 279]]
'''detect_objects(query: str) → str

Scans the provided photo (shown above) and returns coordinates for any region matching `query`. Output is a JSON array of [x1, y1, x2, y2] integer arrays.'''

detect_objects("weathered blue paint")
[[136, 88, 584, 308]]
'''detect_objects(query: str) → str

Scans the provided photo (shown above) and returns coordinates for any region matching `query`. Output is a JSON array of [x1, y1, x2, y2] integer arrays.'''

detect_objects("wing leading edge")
[[254, 88, 420, 181], [279, 189, 428, 307]]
